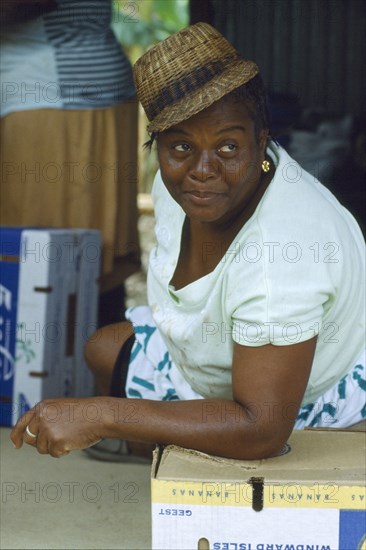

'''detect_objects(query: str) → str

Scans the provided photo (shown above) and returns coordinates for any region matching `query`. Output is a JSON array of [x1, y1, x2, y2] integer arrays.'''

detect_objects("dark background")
[[190, 0, 365, 118]]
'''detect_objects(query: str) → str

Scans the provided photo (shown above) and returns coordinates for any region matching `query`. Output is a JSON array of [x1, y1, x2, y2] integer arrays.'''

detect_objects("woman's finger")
[[48, 448, 70, 458], [25, 424, 37, 438], [10, 409, 37, 448], [23, 423, 39, 447], [33, 432, 50, 454]]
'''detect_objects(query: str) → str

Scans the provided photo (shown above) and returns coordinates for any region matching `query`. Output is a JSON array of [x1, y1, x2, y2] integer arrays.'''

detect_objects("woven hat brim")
[[146, 60, 258, 133]]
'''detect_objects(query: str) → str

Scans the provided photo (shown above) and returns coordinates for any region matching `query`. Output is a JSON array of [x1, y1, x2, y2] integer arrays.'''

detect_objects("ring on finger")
[[26, 425, 37, 439]]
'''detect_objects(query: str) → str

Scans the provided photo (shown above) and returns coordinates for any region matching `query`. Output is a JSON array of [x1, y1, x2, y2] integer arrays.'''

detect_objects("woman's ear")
[[258, 129, 269, 154]]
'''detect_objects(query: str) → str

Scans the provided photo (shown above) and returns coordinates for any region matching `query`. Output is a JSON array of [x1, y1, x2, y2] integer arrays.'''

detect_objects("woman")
[[11, 23, 365, 460]]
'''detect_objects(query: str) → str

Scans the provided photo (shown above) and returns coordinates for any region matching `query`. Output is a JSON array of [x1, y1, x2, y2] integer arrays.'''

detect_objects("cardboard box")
[[151, 430, 366, 550], [72, 229, 101, 398], [0, 228, 101, 426]]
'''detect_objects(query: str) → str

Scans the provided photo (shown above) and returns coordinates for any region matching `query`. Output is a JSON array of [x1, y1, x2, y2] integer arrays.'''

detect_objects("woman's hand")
[[10, 398, 108, 458]]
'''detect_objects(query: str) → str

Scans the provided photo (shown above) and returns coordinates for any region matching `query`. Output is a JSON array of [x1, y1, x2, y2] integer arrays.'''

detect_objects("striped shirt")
[[1, 0, 135, 116]]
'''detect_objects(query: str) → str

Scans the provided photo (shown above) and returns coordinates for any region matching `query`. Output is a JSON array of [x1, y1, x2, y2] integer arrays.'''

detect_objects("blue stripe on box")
[[339, 510, 366, 550]]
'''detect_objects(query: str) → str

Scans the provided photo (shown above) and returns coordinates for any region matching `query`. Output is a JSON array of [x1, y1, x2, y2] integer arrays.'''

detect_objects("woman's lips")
[[184, 190, 223, 205]]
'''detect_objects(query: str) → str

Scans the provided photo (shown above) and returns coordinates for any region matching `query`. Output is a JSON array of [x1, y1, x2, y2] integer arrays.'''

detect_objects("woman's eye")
[[174, 143, 191, 152], [219, 144, 237, 153]]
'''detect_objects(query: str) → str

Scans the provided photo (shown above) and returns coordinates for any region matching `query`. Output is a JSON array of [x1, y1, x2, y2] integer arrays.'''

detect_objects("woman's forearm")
[[11, 395, 293, 459], [100, 396, 290, 460]]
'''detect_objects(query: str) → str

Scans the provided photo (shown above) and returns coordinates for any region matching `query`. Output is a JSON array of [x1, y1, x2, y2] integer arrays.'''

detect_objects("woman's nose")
[[189, 151, 217, 182]]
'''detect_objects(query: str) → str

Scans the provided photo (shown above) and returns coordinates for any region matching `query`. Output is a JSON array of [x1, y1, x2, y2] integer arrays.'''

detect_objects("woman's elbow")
[[236, 411, 293, 460]]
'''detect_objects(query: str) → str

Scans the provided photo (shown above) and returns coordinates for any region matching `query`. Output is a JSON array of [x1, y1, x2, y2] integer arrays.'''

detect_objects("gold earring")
[[262, 160, 270, 173]]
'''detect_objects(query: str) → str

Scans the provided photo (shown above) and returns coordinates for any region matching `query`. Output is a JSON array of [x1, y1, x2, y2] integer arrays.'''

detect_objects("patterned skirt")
[[123, 306, 366, 429]]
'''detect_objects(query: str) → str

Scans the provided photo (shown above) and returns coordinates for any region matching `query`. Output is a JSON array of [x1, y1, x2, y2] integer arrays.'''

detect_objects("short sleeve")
[[226, 226, 335, 348]]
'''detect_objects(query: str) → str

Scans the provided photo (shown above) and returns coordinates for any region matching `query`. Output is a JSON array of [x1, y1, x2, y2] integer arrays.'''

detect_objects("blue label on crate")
[[18, 392, 31, 417], [339, 510, 366, 550], [0, 228, 22, 425], [0, 278, 18, 424]]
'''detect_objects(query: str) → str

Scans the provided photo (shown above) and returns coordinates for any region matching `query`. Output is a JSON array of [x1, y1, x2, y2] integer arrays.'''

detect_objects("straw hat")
[[133, 22, 259, 133]]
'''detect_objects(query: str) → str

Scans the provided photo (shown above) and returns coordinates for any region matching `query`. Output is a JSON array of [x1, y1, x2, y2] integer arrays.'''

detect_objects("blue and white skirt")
[[124, 306, 366, 429]]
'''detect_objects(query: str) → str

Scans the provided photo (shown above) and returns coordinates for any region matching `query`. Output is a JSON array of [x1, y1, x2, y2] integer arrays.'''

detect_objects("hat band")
[[147, 54, 238, 121]]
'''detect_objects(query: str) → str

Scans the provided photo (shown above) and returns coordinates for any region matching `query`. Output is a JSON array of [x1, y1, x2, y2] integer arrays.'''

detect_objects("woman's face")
[[157, 97, 269, 228]]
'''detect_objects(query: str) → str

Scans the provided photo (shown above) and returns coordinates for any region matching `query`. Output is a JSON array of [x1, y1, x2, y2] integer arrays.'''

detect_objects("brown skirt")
[[0, 101, 140, 290]]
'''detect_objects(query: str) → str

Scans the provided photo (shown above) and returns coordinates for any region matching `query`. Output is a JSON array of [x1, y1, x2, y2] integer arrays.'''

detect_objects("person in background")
[[10, 23, 365, 461], [0, 0, 140, 325]]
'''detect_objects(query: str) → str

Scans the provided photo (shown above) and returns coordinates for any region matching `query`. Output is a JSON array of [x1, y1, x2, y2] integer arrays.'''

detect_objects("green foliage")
[[112, 0, 189, 56], [112, 0, 189, 193]]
